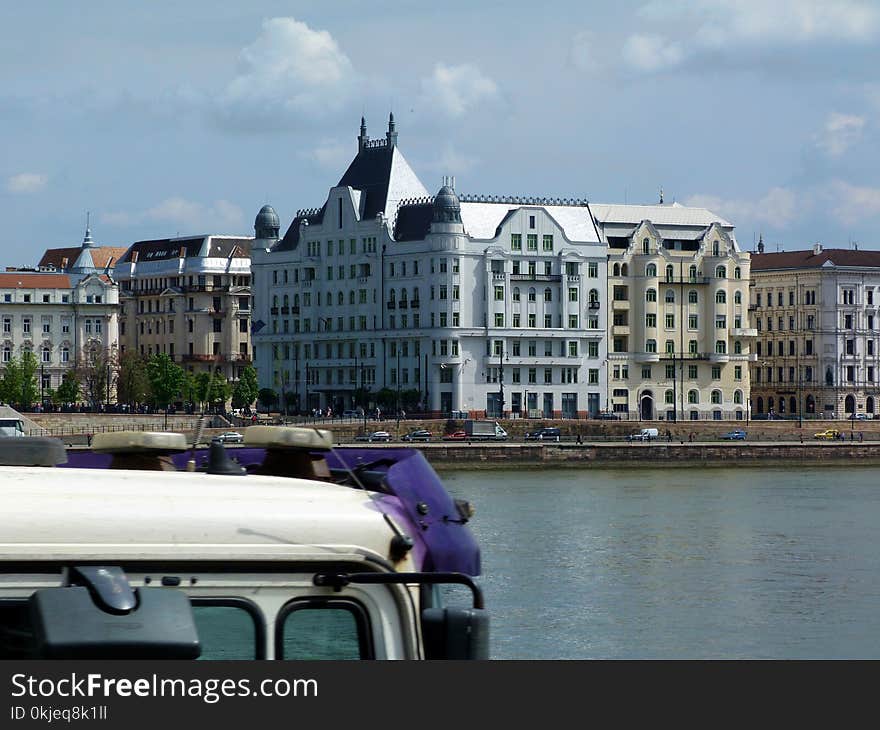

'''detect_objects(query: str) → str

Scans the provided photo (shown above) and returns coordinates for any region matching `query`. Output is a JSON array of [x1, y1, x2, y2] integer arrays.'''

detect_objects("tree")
[[0, 356, 24, 406], [234, 365, 259, 409], [77, 344, 114, 409], [116, 351, 151, 407], [193, 371, 213, 411], [206, 372, 231, 412], [2, 352, 41, 410], [146, 353, 185, 426], [56, 370, 80, 404], [258, 388, 278, 411], [376, 388, 396, 410]]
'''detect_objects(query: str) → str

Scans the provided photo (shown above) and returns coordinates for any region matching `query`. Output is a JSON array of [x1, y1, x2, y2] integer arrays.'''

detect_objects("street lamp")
[[498, 349, 507, 419]]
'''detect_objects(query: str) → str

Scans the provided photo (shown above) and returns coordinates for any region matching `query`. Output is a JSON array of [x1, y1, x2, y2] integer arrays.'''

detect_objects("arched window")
[[544, 288, 552, 302], [757, 397, 764, 414], [711, 389, 722, 404], [643, 238, 650, 254], [734, 267, 741, 280], [528, 287, 536, 302], [734, 290, 742, 304], [349, 290, 355, 305], [283, 294, 289, 306], [734, 390, 743, 404], [689, 265, 698, 281], [665, 340, 675, 354], [646, 263, 657, 277], [400, 288, 408, 304], [733, 340, 742, 354], [825, 367, 834, 386], [272, 294, 278, 307], [665, 289, 675, 303], [665, 389, 674, 404], [715, 290, 727, 304], [338, 291, 344, 305], [621, 263, 629, 276], [293, 294, 300, 307], [688, 290, 698, 304], [389, 290, 396, 303], [646, 288, 657, 302], [665, 265, 674, 282], [715, 340, 727, 354], [713, 241, 720, 256], [688, 390, 699, 404], [715, 265, 727, 279], [589, 289, 599, 303], [513, 287, 520, 302], [613, 263, 620, 276], [646, 339, 657, 353]]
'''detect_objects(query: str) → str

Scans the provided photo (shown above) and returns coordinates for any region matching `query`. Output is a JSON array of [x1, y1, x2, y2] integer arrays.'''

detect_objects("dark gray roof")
[[394, 202, 434, 242], [117, 236, 252, 263], [274, 206, 326, 252]]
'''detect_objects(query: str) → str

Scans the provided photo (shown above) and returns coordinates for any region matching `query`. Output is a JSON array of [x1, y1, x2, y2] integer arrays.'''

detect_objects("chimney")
[[61, 257, 69, 269], [813, 242, 822, 256], [179, 246, 186, 258]]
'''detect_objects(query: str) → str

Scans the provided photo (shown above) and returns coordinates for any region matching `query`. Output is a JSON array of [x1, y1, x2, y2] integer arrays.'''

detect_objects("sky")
[[2, 0, 879, 268]]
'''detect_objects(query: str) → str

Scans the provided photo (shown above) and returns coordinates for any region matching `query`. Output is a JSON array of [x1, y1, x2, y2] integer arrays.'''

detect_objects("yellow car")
[[813, 429, 841, 440]]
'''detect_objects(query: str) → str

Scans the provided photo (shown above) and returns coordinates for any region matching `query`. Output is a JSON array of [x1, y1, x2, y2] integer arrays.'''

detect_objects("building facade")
[[750, 244, 880, 419], [251, 116, 609, 417], [1, 226, 121, 399], [594, 204, 754, 420], [114, 235, 253, 382]]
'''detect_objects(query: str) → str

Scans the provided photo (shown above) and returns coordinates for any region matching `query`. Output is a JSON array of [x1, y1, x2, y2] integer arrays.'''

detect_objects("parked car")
[[851, 413, 871, 420], [627, 428, 659, 442], [402, 429, 432, 442], [341, 409, 361, 418], [215, 431, 243, 444], [720, 429, 747, 440], [813, 429, 841, 440], [355, 431, 392, 442], [524, 427, 561, 442], [442, 431, 467, 441]]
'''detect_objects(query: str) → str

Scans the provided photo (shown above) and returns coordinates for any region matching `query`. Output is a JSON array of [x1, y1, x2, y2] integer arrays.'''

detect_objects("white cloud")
[[622, 34, 685, 73], [815, 113, 865, 157], [6, 172, 48, 193], [825, 180, 880, 225], [305, 139, 352, 170], [424, 143, 478, 176], [100, 197, 244, 232], [622, 0, 880, 74], [218, 17, 355, 128], [684, 187, 799, 228], [419, 63, 499, 118]]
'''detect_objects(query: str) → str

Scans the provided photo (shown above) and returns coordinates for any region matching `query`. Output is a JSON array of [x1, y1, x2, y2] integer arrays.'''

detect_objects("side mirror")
[[29, 567, 200, 659], [421, 607, 489, 660]]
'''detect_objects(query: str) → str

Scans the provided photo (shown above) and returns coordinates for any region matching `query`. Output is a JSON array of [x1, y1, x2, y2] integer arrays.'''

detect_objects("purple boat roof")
[[62, 446, 481, 577]]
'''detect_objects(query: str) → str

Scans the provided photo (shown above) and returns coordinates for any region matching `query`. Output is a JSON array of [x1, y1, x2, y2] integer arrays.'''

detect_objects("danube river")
[[439, 465, 880, 659]]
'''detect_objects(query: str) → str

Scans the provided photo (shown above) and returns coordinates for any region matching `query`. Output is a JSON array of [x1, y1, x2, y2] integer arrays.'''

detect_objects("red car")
[[442, 430, 467, 441]]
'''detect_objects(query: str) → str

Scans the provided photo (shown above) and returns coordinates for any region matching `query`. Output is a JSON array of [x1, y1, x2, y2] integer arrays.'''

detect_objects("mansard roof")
[[117, 236, 253, 264], [591, 202, 732, 228], [752, 249, 880, 271], [39, 246, 128, 271]]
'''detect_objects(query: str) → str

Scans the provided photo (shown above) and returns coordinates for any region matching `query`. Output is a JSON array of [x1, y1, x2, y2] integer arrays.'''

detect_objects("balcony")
[[492, 273, 506, 280], [510, 273, 562, 282], [291, 305, 299, 314], [270, 307, 279, 315], [611, 325, 630, 336], [663, 277, 710, 285], [611, 299, 630, 310], [709, 352, 730, 363], [731, 327, 758, 337], [281, 306, 290, 314], [386, 301, 396, 309], [634, 352, 661, 363], [410, 300, 420, 309], [182, 353, 221, 363], [398, 300, 408, 309], [588, 301, 601, 310]]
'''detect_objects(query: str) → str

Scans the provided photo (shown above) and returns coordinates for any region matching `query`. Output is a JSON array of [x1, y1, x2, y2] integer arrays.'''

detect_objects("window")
[[665, 289, 675, 303], [569, 287, 578, 302], [191, 601, 263, 660], [646, 339, 657, 353], [527, 234, 538, 251], [544, 288, 552, 302], [542, 235, 554, 252], [715, 340, 727, 354], [688, 365, 698, 379], [528, 288, 536, 302], [646, 313, 657, 328], [646, 288, 657, 302], [588, 369, 599, 384], [688, 390, 699, 404], [665, 314, 675, 329], [494, 313, 505, 327], [715, 266, 727, 279], [646, 263, 657, 277], [588, 262, 598, 278], [688, 314, 698, 329], [494, 286, 504, 301], [278, 601, 370, 660], [568, 315, 578, 328], [511, 233, 522, 251], [568, 341, 578, 357], [715, 290, 726, 304]]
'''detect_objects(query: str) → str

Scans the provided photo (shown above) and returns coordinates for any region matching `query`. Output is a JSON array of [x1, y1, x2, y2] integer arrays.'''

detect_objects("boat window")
[[276, 599, 372, 660], [191, 599, 265, 660], [0, 600, 36, 658]]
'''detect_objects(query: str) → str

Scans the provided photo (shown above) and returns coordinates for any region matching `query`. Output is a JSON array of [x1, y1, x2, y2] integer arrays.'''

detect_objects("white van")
[[627, 427, 659, 442], [0, 429, 488, 660]]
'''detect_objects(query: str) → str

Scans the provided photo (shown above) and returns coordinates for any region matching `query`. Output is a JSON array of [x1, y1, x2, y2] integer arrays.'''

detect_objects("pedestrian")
[[576, 433, 583, 444], [688, 432, 694, 443], [859, 431, 864, 442], [666, 429, 672, 442]]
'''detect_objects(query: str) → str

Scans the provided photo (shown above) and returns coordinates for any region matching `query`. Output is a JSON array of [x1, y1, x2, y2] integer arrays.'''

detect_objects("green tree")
[[376, 388, 396, 410], [236, 365, 259, 409], [146, 353, 185, 426], [0, 356, 23, 406], [258, 387, 278, 411], [206, 373, 231, 412], [116, 351, 151, 407], [193, 371, 213, 411], [16, 351, 40, 410], [56, 370, 80, 404], [77, 344, 113, 409]]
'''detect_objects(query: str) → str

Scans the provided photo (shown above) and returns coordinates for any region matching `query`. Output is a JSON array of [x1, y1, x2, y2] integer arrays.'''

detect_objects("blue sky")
[[2, 0, 879, 267]]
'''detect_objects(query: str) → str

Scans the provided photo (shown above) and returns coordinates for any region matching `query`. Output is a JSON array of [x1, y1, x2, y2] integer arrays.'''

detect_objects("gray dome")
[[433, 185, 461, 223], [255, 205, 280, 239]]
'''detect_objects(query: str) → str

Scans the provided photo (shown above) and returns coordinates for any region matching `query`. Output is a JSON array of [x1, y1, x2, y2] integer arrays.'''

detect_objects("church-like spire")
[[82, 211, 95, 248], [358, 116, 368, 151], [386, 111, 397, 147]]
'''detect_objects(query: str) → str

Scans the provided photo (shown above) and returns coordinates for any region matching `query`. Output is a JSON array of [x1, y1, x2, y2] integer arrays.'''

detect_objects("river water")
[[439, 465, 880, 659]]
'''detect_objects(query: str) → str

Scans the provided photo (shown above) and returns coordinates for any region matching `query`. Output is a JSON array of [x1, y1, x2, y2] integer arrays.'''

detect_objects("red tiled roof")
[[0, 273, 71, 288], [38, 246, 129, 270], [751, 249, 880, 270]]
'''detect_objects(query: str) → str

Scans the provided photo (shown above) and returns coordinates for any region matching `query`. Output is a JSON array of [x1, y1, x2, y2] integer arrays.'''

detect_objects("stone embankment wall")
[[25, 412, 207, 436], [381, 442, 880, 468]]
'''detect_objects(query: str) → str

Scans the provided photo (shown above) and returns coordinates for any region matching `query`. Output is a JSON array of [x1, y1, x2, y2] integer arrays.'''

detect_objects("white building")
[[750, 243, 880, 419], [251, 116, 608, 417]]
